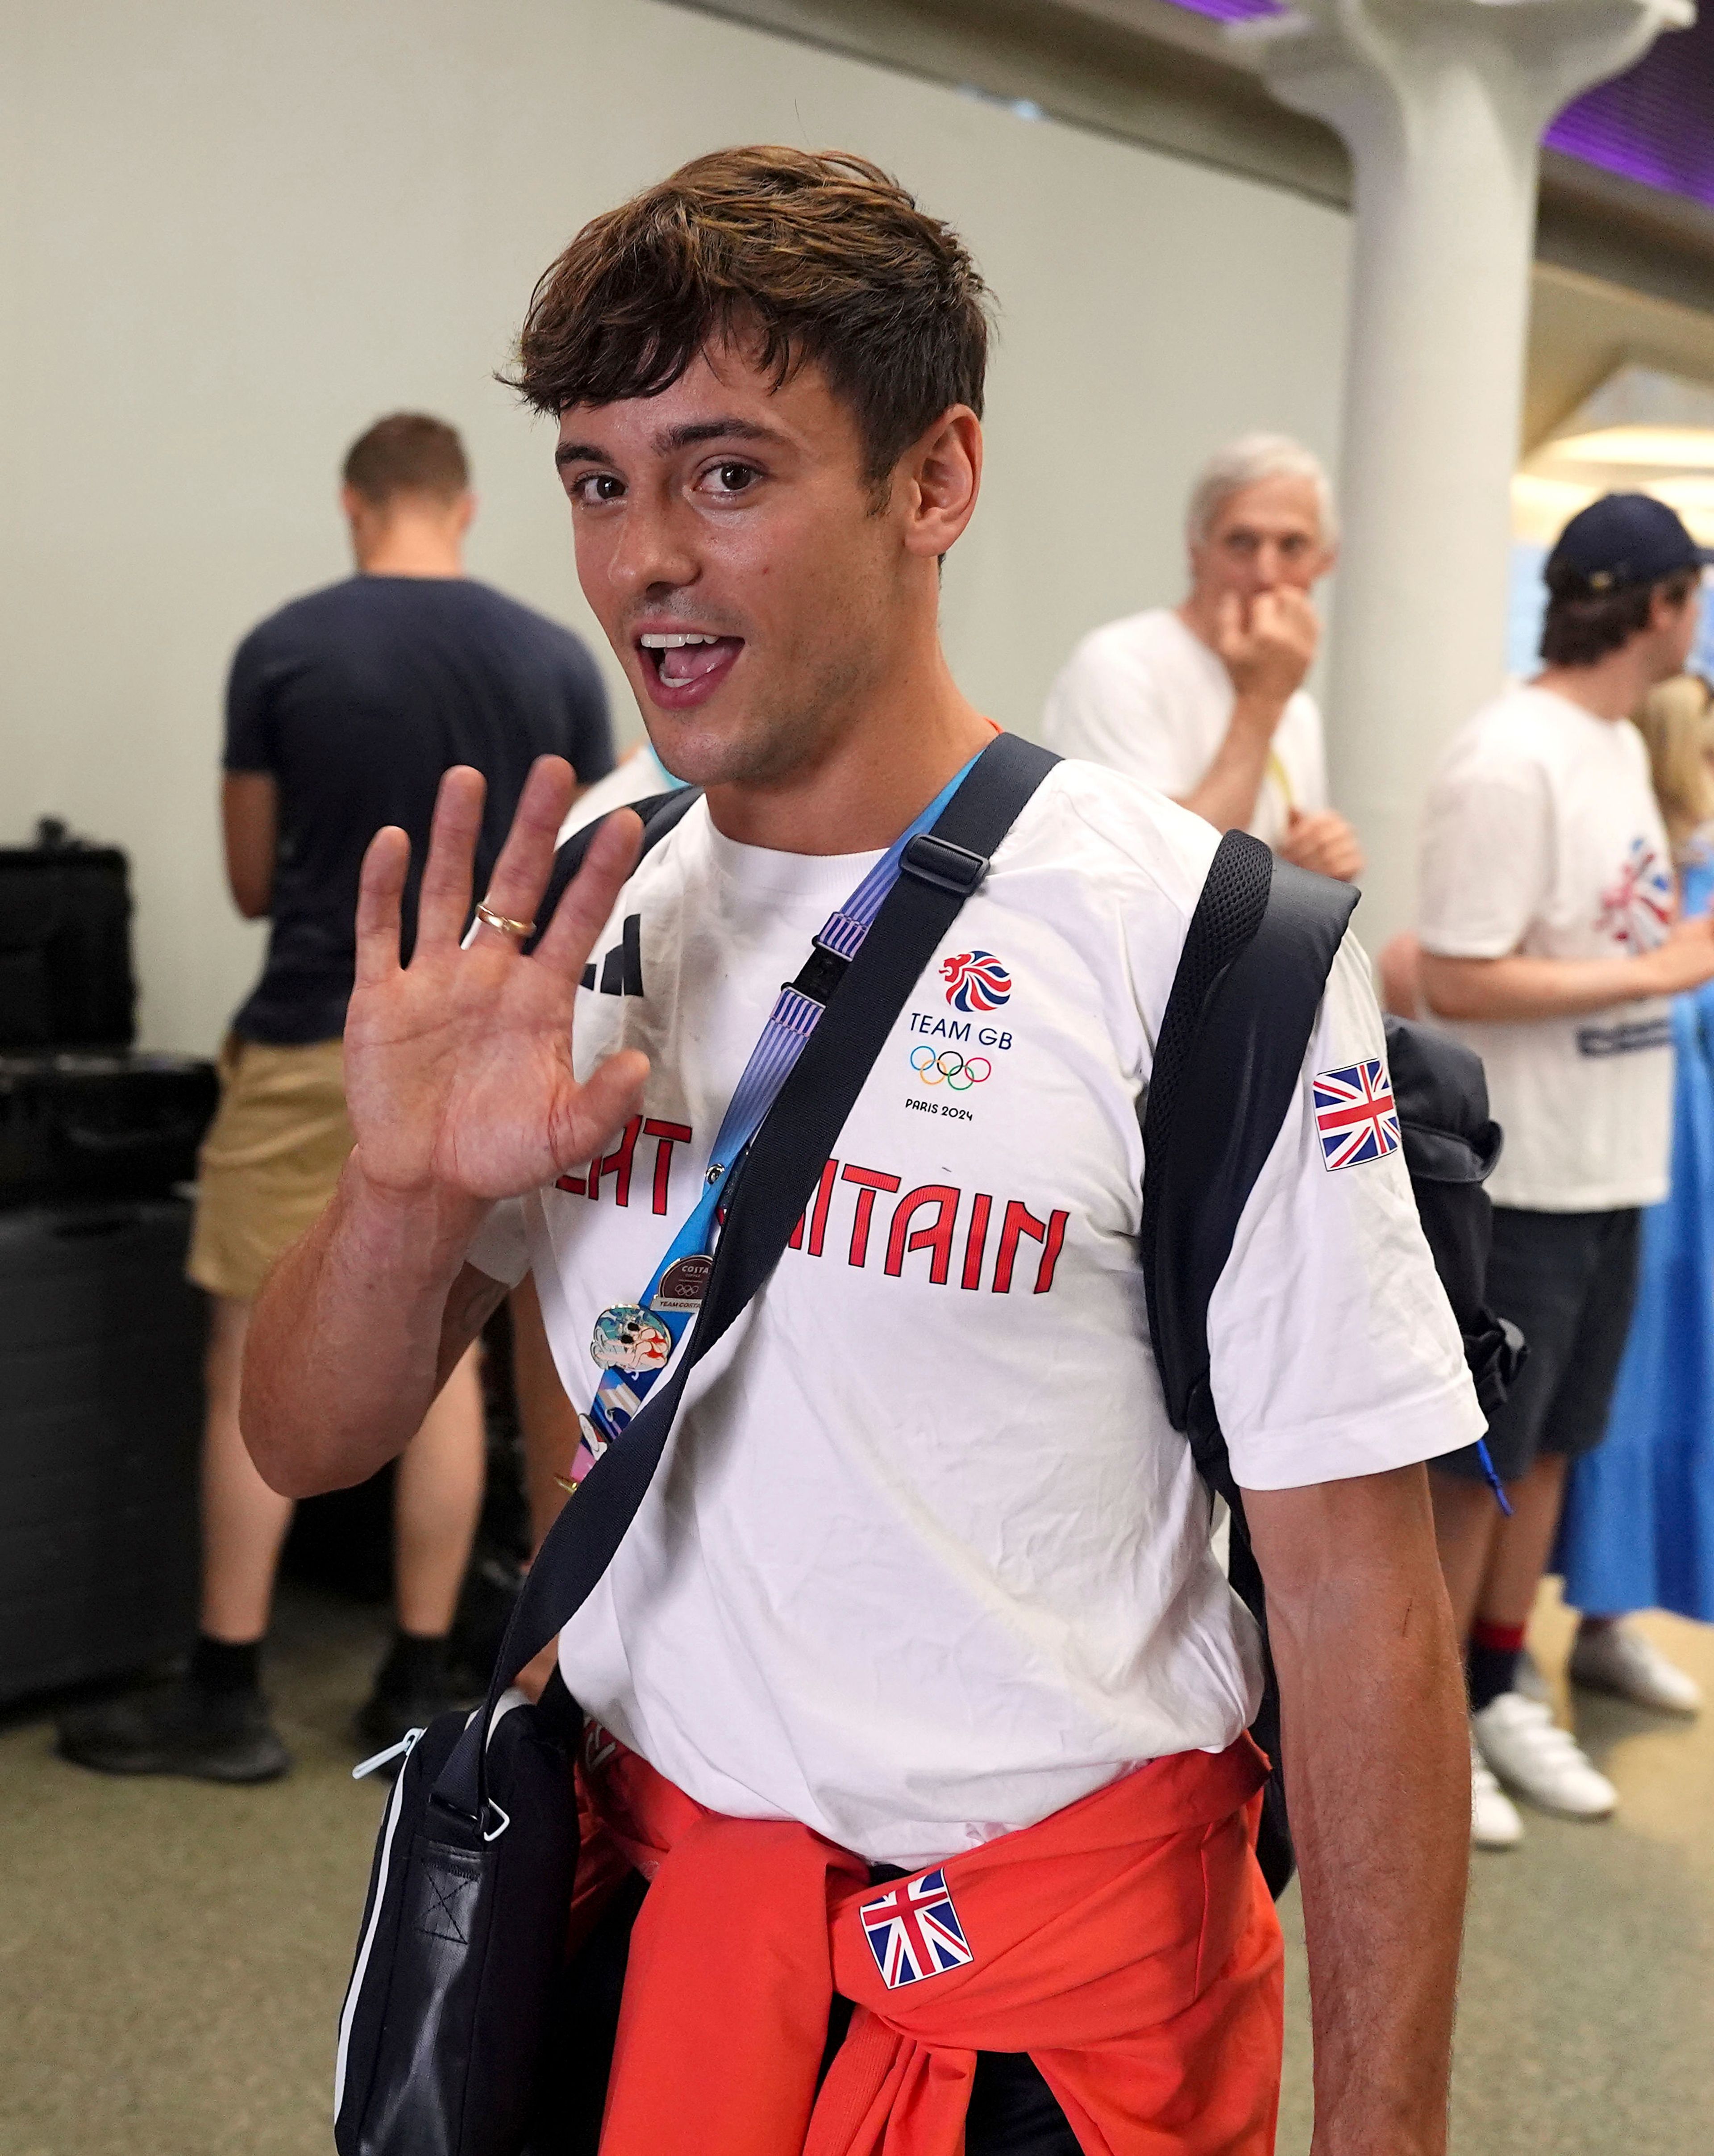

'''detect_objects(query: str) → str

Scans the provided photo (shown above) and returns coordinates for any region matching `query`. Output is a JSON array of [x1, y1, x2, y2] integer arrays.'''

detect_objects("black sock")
[[376, 1629, 450, 1698], [1467, 1620, 1526, 1712], [190, 1634, 262, 1698]]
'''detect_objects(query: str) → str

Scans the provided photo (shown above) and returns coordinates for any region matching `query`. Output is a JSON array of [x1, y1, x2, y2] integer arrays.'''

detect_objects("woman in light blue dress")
[[1558, 674, 1714, 1701]]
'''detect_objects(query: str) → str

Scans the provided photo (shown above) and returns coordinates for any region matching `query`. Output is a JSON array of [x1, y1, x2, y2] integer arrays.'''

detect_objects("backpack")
[[1140, 828, 1524, 1897]]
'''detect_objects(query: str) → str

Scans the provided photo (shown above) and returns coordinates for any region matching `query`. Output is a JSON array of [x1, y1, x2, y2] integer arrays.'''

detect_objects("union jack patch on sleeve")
[[1312, 1058, 1400, 1171], [859, 1868, 974, 1989]]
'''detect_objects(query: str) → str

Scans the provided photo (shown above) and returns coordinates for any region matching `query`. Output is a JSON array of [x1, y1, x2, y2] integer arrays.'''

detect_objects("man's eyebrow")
[[654, 417, 782, 454], [554, 416, 785, 471]]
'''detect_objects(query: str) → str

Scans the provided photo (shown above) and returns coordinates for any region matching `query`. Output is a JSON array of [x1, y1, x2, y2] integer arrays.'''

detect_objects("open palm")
[[343, 757, 648, 1205]]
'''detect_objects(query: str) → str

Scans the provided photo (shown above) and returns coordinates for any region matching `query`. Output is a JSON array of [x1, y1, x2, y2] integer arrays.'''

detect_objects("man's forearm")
[[1180, 694, 1285, 833], [1248, 1468, 1469, 2156], [241, 1152, 498, 1498], [1420, 947, 1661, 1023]]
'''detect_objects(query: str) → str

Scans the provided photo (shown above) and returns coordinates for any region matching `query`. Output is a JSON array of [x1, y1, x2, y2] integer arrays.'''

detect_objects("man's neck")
[[1532, 651, 1656, 724], [354, 517, 466, 580], [700, 645, 996, 856]]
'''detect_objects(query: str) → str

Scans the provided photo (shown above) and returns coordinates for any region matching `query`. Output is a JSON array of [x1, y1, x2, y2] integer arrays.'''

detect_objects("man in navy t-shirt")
[[59, 413, 613, 1784]]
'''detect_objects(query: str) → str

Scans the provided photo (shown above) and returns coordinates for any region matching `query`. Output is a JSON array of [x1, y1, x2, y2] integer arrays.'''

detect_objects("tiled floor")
[[1277, 1587, 1714, 2155], [4, 1582, 1710, 2155]]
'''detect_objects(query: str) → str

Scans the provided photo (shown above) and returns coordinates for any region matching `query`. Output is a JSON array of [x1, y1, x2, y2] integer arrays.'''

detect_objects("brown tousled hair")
[[342, 413, 469, 506], [505, 147, 991, 491], [1540, 566, 1698, 668]]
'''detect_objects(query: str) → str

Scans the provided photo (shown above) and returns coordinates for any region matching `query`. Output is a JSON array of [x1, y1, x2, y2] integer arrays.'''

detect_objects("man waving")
[[245, 149, 1477, 2155]]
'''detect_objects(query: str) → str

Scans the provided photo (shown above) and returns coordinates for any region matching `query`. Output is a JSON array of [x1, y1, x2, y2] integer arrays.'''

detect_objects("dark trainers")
[[57, 1677, 291, 1784], [352, 1680, 464, 1770], [354, 1632, 469, 1767]]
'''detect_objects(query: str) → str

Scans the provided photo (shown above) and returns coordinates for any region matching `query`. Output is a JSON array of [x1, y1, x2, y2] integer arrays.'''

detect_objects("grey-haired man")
[[1043, 433, 1362, 882]]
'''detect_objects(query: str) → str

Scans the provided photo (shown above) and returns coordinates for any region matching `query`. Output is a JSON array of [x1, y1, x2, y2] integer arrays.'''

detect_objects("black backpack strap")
[[523, 786, 703, 956], [436, 733, 1060, 1824], [1141, 834, 1359, 1482], [1139, 833, 1357, 1901]]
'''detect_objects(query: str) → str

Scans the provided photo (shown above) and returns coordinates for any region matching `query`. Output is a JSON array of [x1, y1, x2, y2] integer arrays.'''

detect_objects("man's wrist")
[[1625, 948, 1669, 999], [341, 1148, 488, 1281], [1229, 688, 1290, 739]]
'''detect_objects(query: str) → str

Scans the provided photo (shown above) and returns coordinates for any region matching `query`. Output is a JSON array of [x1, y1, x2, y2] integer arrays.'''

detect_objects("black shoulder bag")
[[1140, 829, 1523, 1897], [332, 734, 1058, 2156]]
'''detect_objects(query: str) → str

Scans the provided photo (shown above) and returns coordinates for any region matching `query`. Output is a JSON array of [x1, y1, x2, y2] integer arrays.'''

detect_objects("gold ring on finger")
[[474, 901, 537, 941]]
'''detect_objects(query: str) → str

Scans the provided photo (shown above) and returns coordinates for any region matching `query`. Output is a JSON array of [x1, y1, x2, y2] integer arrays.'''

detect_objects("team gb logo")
[[941, 950, 1012, 1013]]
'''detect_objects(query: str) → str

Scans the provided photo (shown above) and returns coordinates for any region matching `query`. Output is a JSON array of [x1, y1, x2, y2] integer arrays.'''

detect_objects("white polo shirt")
[[470, 759, 1480, 1866], [1041, 608, 1327, 848], [1418, 685, 1675, 1213]]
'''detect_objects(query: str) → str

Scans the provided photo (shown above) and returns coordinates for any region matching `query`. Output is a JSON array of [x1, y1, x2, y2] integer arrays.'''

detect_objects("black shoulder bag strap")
[[437, 732, 1060, 1825], [1139, 829, 1358, 1897], [522, 787, 704, 961]]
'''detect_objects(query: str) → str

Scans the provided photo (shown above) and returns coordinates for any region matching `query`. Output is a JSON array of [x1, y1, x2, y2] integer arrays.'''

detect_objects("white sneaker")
[[1473, 1692, 1617, 1818], [1513, 1646, 1550, 1706], [1569, 1621, 1703, 1715], [1469, 1735, 1523, 1849]]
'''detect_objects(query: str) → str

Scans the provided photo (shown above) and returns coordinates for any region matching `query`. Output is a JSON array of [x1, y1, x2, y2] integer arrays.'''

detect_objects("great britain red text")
[[556, 1118, 1069, 1295]]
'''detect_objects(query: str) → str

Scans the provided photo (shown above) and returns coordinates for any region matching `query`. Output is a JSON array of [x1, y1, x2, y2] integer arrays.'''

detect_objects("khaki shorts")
[[186, 1034, 354, 1301]]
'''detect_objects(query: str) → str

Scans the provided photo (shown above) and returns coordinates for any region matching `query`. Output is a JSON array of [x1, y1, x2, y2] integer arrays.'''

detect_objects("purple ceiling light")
[[1159, 0, 1282, 20], [1545, 8, 1714, 211], [1155, 2, 1712, 213]]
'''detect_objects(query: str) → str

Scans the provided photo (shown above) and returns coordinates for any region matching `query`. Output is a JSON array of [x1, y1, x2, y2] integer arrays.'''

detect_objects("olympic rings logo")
[[910, 1046, 992, 1090]]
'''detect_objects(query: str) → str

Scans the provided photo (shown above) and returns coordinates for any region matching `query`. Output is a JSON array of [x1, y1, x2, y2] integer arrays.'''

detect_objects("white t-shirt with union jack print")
[[1418, 685, 1675, 1212], [469, 758, 1481, 1868]]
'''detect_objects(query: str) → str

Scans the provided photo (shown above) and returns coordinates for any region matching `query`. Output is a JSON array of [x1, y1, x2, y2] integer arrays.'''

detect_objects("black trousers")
[[533, 1870, 1082, 2155]]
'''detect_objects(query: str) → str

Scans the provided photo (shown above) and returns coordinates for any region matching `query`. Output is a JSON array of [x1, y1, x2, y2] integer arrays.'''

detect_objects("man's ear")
[[899, 406, 982, 561], [1652, 580, 1696, 633]]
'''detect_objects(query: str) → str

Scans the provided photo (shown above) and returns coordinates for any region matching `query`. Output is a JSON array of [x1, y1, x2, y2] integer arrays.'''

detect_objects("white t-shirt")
[[1418, 685, 1675, 1213], [470, 760, 1481, 1866], [1041, 608, 1327, 849]]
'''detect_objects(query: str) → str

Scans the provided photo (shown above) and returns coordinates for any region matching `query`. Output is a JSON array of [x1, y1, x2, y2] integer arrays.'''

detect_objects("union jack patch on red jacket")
[[859, 1868, 974, 1989], [1313, 1058, 1400, 1171]]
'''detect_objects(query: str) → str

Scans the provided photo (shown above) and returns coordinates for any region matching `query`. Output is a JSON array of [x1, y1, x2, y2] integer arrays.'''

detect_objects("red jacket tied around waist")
[[571, 1729, 1283, 2156]]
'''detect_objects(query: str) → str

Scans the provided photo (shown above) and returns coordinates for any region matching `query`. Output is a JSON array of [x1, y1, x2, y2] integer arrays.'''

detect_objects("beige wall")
[[0, 0, 1349, 1055]]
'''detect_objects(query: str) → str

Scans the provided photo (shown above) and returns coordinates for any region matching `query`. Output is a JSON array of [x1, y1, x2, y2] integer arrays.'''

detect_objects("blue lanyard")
[[574, 755, 981, 1471]]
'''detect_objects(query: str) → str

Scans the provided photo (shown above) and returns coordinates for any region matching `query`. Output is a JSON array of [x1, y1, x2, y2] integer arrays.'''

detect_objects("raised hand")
[[1279, 805, 1365, 884], [344, 756, 649, 1207], [1214, 585, 1319, 718]]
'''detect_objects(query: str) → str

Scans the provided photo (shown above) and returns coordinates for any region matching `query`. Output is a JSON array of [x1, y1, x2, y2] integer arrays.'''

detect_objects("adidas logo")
[[581, 913, 644, 998]]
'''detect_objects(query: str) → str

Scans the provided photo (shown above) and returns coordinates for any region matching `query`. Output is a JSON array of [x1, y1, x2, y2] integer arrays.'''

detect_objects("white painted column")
[[1240, 0, 1691, 947]]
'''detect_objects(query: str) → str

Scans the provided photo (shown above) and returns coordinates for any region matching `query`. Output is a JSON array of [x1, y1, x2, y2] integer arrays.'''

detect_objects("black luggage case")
[[0, 1199, 204, 1705], [0, 830, 136, 1049], [0, 824, 217, 1207], [0, 1052, 218, 1206]]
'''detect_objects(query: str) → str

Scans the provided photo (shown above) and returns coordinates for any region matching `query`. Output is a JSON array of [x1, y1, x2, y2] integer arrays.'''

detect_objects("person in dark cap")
[[1415, 493, 1714, 1849]]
